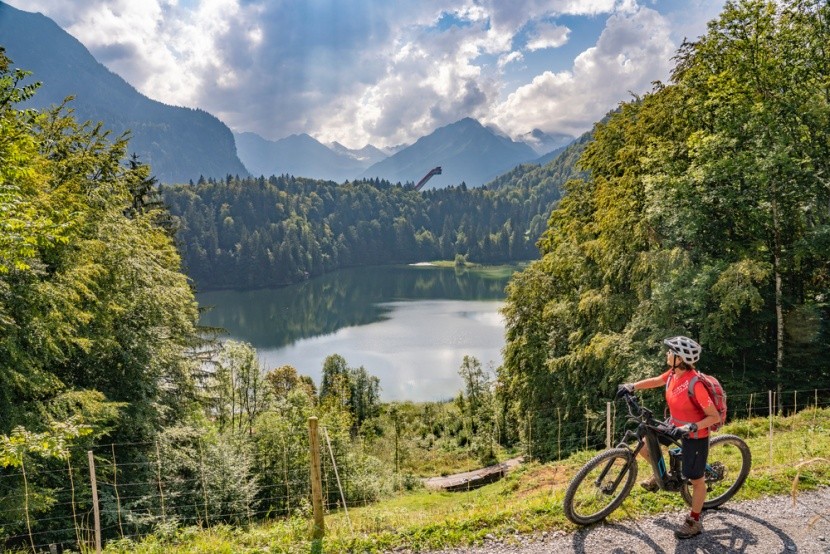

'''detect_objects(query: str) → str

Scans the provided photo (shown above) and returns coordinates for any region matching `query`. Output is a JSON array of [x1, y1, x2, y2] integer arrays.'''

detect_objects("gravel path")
[[426, 487, 830, 554]]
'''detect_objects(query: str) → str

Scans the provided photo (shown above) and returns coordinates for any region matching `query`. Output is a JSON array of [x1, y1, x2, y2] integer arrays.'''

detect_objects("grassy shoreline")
[[100, 407, 830, 553]]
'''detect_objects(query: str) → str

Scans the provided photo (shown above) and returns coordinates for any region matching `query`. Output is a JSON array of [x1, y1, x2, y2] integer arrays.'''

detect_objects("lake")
[[196, 264, 521, 401]]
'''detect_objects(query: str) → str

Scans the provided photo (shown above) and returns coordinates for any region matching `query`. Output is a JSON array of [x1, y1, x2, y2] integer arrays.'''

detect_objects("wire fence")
[[1, 386, 829, 552], [525, 387, 830, 460], [0, 421, 389, 552]]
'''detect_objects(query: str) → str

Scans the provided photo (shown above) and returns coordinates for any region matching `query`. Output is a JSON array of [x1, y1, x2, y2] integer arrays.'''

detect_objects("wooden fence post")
[[198, 439, 210, 526], [21, 455, 34, 553], [768, 390, 774, 471], [308, 417, 325, 540], [155, 441, 166, 521], [87, 451, 102, 554], [606, 402, 612, 449], [815, 389, 819, 427], [584, 411, 589, 451], [67, 459, 81, 549], [323, 427, 351, 532], [111, 445, 124, 538]]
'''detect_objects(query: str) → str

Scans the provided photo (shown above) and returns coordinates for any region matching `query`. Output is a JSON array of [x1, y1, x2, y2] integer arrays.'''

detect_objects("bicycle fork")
[[593, 446, 638, 495]]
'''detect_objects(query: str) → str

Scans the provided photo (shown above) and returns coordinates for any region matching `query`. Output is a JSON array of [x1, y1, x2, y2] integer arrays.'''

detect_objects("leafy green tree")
[[214, 340, 265, 435], [319, 355, 380, 434], [348, 366, 380, 432], [0, 50, 67, 275], [265, 364, 302, 402], [457, 356, 496, 464], [1, 51, 203, 546], [319, 354, 350, 409], [156, 426, 258, 526], [499, 0, 830, 460], [251, 388, 313, 516]]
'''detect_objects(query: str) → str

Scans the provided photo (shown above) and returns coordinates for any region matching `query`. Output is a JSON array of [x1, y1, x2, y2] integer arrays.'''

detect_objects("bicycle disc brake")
[[707, 461, 726, 482]]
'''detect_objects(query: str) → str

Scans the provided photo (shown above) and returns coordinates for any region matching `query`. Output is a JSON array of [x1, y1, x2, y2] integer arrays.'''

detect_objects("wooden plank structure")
[[422, 456, 524, 492]]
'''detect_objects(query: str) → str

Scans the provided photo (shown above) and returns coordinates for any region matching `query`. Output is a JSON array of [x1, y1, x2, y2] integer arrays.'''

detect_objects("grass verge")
[[105, 407, 830, 553]]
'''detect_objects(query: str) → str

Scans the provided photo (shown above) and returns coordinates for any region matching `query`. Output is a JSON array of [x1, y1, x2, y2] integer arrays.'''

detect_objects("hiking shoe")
[[674, 516, 703, 539], [640, 475, 659, 492]]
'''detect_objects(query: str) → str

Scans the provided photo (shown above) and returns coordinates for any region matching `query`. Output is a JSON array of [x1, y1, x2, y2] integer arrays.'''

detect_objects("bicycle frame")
[[616, 394, 684, 492]]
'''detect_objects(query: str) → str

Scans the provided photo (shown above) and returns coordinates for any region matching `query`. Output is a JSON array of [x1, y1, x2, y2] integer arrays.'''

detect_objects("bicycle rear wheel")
[[563, 448, 638, 525], [680, 434, 752, 508]]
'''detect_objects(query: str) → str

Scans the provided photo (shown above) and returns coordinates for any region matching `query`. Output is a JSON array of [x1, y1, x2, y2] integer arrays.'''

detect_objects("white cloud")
[[526, 22, 571, 51], [6, 0, 719, 148], [498, 51, 524, 69], [314, 25, 499, 147], [487, 5, 675, 138]]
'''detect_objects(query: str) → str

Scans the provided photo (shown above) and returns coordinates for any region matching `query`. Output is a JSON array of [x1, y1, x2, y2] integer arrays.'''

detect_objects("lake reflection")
[[197, 264, 518, 401]]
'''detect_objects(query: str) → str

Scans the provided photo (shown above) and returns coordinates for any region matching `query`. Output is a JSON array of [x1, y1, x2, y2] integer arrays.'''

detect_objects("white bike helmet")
[[663, 336, 701, 365]]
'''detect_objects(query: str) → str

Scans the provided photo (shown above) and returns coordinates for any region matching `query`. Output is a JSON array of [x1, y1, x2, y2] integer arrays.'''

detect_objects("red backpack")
[[667, 371, 727, 432]]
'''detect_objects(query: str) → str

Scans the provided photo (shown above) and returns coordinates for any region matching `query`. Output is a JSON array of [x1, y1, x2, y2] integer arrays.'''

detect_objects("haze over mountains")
[[235, 120, 570, 187], [357, 118, 539, 188], [234, 132, 370, 182], [1, 1, 574, 187]]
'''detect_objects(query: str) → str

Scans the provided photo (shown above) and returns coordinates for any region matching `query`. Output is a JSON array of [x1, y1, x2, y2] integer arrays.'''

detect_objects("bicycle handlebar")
[[616, 389, 684, 441]]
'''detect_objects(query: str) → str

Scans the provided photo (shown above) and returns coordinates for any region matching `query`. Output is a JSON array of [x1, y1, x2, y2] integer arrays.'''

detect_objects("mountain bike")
[[562, 388, 751, 525]]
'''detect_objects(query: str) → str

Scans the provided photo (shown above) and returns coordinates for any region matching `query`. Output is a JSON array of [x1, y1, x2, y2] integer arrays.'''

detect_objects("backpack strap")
[[686, 374, 702, 407], [686, 373, 710, 438]]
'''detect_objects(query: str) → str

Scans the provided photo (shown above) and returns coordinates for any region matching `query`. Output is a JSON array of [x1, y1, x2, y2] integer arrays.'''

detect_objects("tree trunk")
[[231, 368, 236, 432], [772, 190, 785, 415]]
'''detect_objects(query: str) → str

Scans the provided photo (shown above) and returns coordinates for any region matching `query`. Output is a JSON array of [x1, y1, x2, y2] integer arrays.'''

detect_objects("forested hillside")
[[161, 145, 585, 290], [500, 0, 830, 460]]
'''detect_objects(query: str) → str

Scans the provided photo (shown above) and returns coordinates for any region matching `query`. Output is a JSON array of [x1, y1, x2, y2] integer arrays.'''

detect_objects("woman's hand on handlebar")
[[616, 383, 635, 398]]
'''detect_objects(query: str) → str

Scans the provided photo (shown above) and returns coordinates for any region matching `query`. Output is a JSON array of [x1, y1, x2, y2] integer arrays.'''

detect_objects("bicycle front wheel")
[[563, 448, 638, 525], [680, 434, 752, 508]]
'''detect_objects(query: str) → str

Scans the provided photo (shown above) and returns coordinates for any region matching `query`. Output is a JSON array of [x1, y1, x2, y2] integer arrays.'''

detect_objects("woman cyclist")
[[619, 336, 722, 539]]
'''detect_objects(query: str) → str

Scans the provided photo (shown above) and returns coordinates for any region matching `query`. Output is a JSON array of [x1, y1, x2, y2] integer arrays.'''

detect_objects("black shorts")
[[656, 434, 709, 480], [680, 436, 709, 480]]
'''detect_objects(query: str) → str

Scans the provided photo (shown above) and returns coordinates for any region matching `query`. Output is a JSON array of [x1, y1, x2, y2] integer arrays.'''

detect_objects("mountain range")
[[236, 121, 570, 188], [234, 132, 371, 182], [1, 1, 575, 188], [358, 118, 539, 188], [0, 1, 248, 184]]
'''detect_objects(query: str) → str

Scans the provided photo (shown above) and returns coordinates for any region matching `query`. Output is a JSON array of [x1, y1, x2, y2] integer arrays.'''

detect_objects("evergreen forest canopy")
[[499, 0, 830, 460], [161, 136, 587, 291]]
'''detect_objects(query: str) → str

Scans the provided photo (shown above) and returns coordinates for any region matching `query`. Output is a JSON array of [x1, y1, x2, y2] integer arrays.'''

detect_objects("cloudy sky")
[[8, 0, 726, 149]]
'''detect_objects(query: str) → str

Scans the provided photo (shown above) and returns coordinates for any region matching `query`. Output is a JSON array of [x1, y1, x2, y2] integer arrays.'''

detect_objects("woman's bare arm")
[[632, 376, 666, 390]]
